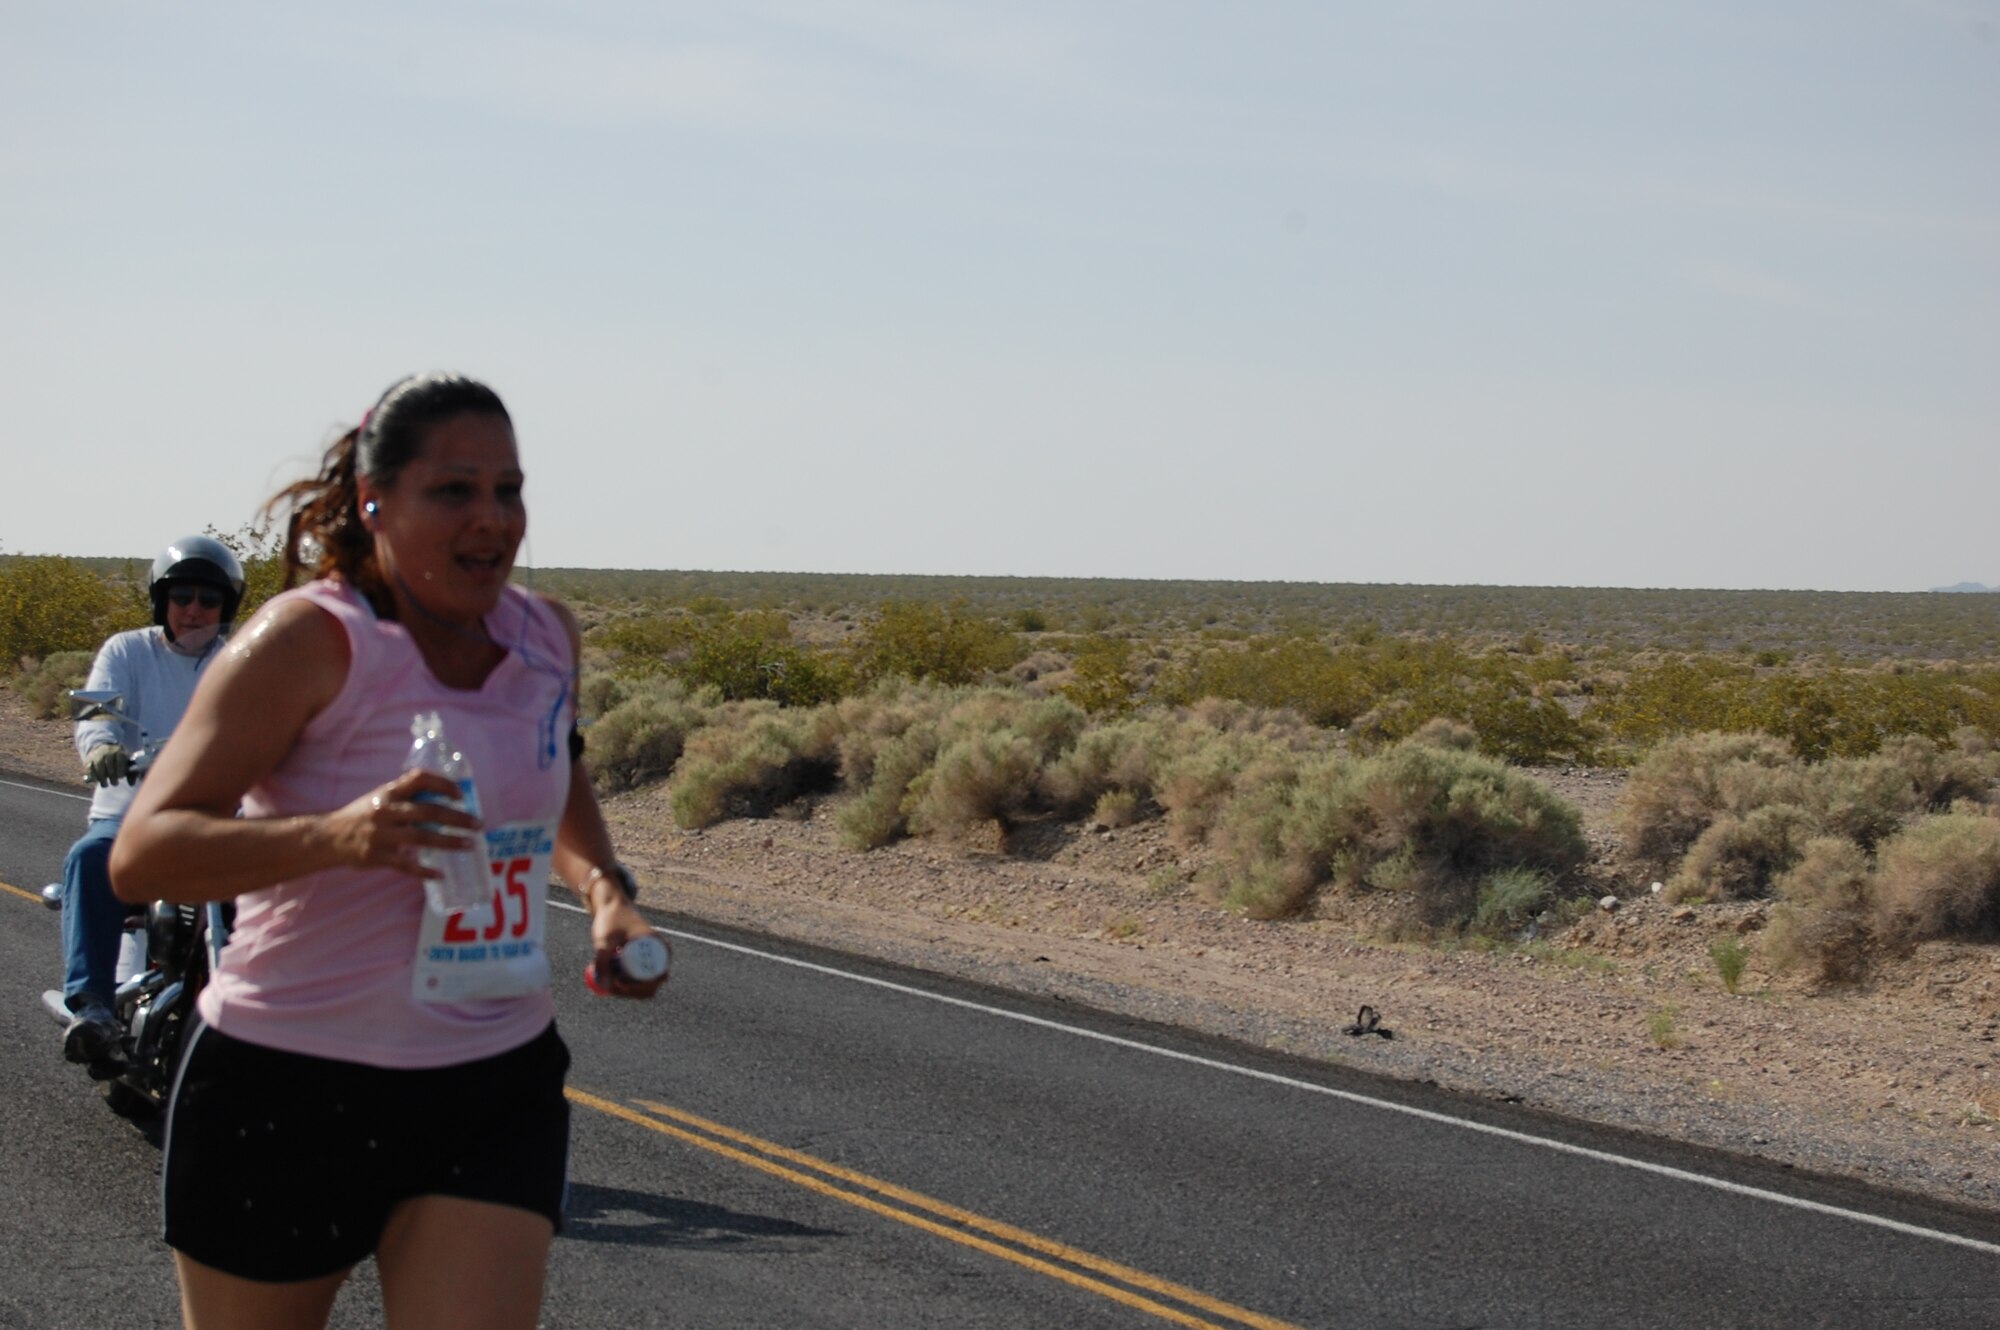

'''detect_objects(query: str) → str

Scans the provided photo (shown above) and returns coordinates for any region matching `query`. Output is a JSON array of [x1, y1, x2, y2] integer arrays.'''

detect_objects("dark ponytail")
[[262, 373, 511, 610]]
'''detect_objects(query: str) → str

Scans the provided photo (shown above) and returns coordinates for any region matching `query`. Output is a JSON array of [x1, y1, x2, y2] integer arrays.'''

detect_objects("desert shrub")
[[1005, 694, 1089, 761], [1880, 734, 1998, 811], [1454, 678, 1599, 766], [1774, 836, 1874, 911], [1765, 837, 1875, 983], [1592, 656, 2000, 761], [1156, 729, 1298, 850], [1212, 740, 1587, 924], [1163, 636, 1594, 763], [578, 669, 631, 721], [1590, 657, 1741, 746], [1041, 718, 1170, 815], [592, 612, 689, 676], [593, 609, 851, 706], [852, 601, 1020, 686], [1009, 650, 1068, 685], [12, 648, 95, 719], [1207, 758, 1321, 917], [1765, 902, 1872, 985], [1471, 866, 1558, 936], [824, 683, 939, 790], [905, 729, 1044, 839], [1617, 732, 1796, 865], [836, 725, 940, 850], [0, 556, 141, 667], [1160, 636, 1369, 728], [1666, 804, 1813, 902], [1872, 813, 2000, 945], [1092, 789, 1141, 828], [680, 630, 853, 706], [1410, 716, 1479, 752], [1801, 756, 1917, 851], [1709, 935, 1749, 994], [586, 677, 714, 792], [1059, 636, 1137, 714], [667, 709, 838, 828]]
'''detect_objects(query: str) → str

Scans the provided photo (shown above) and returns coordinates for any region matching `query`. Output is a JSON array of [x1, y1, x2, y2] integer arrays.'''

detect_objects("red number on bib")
[[506, 857, 533, 938], [445, 856, 509, 943]]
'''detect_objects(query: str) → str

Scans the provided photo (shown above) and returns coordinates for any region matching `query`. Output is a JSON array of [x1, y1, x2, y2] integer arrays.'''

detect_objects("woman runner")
[[112, 373, 663, 1330]]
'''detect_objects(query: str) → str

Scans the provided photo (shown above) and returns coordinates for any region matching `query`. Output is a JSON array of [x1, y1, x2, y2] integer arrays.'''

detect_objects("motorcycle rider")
[[60, 535, 244, 1065]]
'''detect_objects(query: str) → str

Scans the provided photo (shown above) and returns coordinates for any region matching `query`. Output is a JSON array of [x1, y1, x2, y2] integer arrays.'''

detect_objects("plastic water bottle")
[[404, 711, 489, 918]]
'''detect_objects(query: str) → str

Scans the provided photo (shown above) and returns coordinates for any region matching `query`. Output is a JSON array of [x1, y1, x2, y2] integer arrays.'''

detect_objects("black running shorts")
[[162, 1021, 571, 1283]]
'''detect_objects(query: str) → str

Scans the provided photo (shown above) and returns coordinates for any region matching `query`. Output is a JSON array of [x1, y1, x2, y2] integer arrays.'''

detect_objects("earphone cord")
[[389, 561, 572, 771]]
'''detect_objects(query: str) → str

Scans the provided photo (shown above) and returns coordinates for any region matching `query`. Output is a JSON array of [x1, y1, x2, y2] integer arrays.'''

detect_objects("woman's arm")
[[109, 595, 478, 904], [540, 594, 666, 998]]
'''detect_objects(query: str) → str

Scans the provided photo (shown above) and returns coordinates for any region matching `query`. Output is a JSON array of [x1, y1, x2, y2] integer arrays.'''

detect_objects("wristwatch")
[[582, 862, 639, 904]]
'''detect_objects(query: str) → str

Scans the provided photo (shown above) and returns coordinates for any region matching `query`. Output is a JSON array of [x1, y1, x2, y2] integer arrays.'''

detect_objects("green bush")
[[1765, 902, 1871, 985], [1211, 740, 1587, 924], [13, 648, 95, 719], [836, 725, 939, 850], [1409, 716, 1479, 752], [1879, 733, 1999, 811], [1667, 805, 1813, 902], [1591, 657, 2000, 761], [1871, 813, 2000, 945], [1472, 867, 1558, 936], [852, 601, 1020, 686], [906, 730, 1045, 840], [0, 556, 141, 667], [1616, 732, 1796, 865], [586, 677, 714, 792], [667, 709, 838, 828], [592, 609, 852, 706], [1059, 636, 1137, 714], [1709, 935, 1749, 994], [1155, 729, 1298, 851], [1091, 789, 1141, 828], [1801, 756, 1917, 851], [1041, 718, 1170, 816], [1774, 836, 1874, 911]]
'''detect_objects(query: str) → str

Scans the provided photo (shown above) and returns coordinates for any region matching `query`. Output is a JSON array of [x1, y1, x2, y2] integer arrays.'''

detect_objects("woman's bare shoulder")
[[216, 588, 353, 701]]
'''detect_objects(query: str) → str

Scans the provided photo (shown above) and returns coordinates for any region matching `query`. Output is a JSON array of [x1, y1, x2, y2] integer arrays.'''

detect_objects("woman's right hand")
[[324, 768, 485, 876]]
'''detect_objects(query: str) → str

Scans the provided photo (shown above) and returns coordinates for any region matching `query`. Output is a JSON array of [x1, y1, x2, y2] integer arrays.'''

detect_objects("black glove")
[[85, 746, 132, 787]]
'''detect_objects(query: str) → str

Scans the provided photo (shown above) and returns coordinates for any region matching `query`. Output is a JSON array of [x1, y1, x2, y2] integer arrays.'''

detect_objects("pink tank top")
[[199, 578, 575, 1068]]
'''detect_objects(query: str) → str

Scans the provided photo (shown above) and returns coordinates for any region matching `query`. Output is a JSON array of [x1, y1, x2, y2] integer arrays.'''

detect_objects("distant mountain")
[[1930, 582, 1997, 593]]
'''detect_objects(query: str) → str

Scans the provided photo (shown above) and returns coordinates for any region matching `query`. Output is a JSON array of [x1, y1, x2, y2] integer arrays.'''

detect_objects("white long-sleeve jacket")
[[75, 627, 220, 821]]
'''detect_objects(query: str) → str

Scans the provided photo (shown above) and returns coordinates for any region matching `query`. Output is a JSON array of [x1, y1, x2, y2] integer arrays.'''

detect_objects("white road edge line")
[[0, 778, 89, 801], [550, 896, 2000, 1259]]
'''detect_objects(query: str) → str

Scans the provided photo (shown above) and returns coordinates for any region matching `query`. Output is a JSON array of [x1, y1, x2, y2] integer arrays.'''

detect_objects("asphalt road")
[[3, 766, 1998, 1329]]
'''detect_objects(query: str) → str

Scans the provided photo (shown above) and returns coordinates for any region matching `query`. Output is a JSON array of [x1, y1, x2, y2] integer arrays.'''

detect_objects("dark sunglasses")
[[168, 587, 225, 610]]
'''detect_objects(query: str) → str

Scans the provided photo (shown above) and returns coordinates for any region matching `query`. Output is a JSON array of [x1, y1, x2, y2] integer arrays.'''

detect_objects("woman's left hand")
[[589, 892, 669, 1000]]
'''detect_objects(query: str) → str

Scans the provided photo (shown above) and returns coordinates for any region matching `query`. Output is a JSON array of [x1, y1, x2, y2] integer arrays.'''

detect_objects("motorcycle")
[[39, 689, 230, 1121]]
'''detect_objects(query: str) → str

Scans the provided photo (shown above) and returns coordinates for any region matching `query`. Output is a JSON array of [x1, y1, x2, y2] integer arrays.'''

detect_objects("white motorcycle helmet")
[[148, 535, 247, 637]]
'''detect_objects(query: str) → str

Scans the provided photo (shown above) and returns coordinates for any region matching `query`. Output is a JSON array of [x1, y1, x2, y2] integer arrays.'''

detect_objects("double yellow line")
[[0, 879, 47, 905], [567, 1089, 1310, 1330], [0, 880, 1307, 1324]]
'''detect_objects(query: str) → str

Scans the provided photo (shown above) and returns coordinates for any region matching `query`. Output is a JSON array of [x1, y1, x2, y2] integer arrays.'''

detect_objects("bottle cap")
[[619, 935, 670, 983]]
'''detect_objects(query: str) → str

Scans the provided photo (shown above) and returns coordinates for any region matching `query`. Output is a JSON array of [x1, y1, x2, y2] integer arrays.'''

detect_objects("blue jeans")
[[62, 817, 126, 1008]]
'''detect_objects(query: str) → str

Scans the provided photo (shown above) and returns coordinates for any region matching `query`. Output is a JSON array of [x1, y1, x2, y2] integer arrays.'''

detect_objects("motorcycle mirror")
[[70, 689, 133, 724]]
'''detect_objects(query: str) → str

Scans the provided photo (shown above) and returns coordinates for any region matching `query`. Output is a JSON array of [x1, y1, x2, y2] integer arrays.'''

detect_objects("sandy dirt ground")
[[4, 689, 1994, 1217]]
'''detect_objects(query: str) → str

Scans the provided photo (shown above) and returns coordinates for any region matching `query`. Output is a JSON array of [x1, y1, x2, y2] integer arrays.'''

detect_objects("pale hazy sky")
[[3, 2, 1996, 591]]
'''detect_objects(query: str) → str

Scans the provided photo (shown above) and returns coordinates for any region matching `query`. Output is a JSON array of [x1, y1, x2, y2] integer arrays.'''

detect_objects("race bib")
[[411, 820, 554, 1003]]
